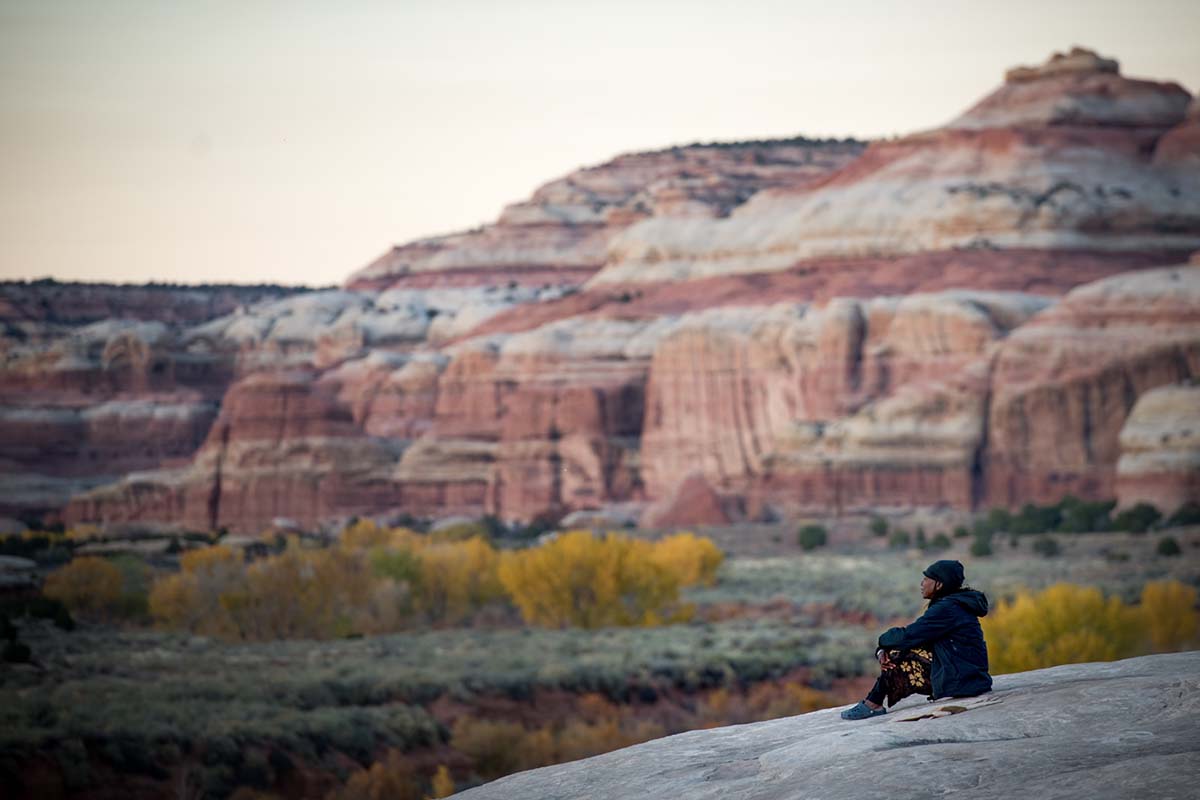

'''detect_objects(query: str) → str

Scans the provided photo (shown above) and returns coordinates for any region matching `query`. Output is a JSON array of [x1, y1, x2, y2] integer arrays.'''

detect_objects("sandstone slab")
[[456, 651, 1200, 800]]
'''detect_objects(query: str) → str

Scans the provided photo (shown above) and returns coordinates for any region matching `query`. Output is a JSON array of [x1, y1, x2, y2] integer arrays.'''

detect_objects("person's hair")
[[927, 583, 972, 608]]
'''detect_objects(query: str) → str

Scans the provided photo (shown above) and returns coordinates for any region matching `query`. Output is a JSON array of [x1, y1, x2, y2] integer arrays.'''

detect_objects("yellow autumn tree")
[[340, 519, 424, 552], [498, 531, 684, 628], [1138, 580, 1199, 652], [428, 765, 455, 799], [649, 532, 724, 587], [220, 544, 378, 640], [414, 537, 503, 624], [982, 583, 1142, 674], [148, 545, 244, 636], [327, 749, 423, 800], [43, 556, 124, 618]]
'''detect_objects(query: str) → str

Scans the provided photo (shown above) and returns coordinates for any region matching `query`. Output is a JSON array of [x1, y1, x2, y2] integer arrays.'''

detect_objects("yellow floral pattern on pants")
[[879, 647, 933, 707]]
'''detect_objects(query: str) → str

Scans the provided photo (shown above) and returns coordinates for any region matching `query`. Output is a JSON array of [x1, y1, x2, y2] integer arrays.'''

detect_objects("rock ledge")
[[456, 651, 1200, 800]]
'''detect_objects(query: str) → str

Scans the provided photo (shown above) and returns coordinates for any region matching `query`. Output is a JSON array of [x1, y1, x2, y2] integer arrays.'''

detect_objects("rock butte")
[[453, 652, 1200, 800], [2, 48, 1199, 531]]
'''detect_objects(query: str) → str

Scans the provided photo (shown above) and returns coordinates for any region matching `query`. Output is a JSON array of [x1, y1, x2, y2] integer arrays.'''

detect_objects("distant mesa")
[[4, 48, 1200, 532], [1003, 46, 1119, 83]]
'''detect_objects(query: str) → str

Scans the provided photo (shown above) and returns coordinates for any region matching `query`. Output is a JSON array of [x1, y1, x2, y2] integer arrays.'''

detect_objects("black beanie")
[[923, 559, 965, 590]]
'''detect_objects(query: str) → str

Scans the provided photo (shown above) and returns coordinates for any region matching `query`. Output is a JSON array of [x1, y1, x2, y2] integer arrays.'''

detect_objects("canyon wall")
[[6, 48, 1199, 532]]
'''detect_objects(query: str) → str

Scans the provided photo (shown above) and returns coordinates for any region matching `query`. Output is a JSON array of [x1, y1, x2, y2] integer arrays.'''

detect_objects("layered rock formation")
[[0, 283, 305, 519], [984, 265, 1200, 506], [638, 292, 1051, 517], [345, 139, 865, 291], [20, 49, 1200, 531], [591, 48, 1198, 286], [454, 651, 1200, 800], [1116, 381, 1200, 512]]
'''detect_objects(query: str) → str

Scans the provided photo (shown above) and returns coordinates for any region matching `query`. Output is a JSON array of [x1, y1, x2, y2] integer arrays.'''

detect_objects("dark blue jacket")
[[877, 589, 992, 699]]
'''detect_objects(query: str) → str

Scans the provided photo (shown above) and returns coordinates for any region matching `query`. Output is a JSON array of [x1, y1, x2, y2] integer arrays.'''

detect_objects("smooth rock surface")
[[455, 651, 1200, 800]]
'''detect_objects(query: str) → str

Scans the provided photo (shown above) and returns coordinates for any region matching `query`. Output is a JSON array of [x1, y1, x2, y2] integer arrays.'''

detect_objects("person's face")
[[920, 575, 941, 599]]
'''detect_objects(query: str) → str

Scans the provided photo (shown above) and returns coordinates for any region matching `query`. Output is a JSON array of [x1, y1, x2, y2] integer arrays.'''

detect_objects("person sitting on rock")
[[841, 559, 992, 720]]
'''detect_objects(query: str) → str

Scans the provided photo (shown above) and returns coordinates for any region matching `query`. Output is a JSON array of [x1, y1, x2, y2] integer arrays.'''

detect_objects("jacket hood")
[[943, 589, 989, 617]]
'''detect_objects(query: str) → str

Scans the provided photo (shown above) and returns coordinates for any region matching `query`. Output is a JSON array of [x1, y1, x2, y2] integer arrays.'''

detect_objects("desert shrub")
[[498, 531, 684, 628], [888, 530, 911, 549], [428, 765, 454, 798], [1031, 536, 1061, 557], [328, 749, 423, 800], [1057, 496, 1115, 533], [510, 510, 561, 541], [451, 717, 526, 779], [1009, 503, 1062, 536], [430, 520, 491, 543], [1113, 503, 1162, 534], [743, 681, 835, 721], [929, 533, 952, 551], [868, 516, 888, 538], [975, 508, 1013, 537], [796, 525, 828, 552], [108, 554, 152, 619], [953, 526, 969, 539], [42, 556, 124, 619], [969, 533, 993, 558], [556, 717, 659, 763], [1167, 501, 1200, 527], [649, 532, 724, 587], [1156, 536, 1182, 557], [1139, 580, 1198, 651], [914, 527, 928, 550]]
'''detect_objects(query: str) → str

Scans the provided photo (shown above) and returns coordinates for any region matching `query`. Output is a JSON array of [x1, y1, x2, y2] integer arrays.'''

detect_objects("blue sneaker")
[[840, 701, 887, 720]]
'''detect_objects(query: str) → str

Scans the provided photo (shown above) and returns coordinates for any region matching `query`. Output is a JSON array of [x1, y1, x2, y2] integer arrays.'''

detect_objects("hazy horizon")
[[2, 0, 1198, 288]]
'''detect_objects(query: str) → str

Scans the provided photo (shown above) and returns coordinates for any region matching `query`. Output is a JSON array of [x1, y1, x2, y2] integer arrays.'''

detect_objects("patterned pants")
[[866, 647, 933, 707]]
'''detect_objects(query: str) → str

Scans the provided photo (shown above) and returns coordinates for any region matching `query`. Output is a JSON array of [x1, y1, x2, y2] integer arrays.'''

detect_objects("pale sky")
[[1, 0, 1197, 287]]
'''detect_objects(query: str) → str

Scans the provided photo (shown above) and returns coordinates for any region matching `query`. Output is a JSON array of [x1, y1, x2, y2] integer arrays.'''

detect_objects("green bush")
[[1156, 537, 1182, 557], [797, 526, 828, 552], [888, 530, 911, 549], [1113, 503, 1162, 534], [1058, 496, 1115, 533], [929, 533, 952, 551], [969, 533, 993, 558], [1167, 502, 1200, 528], [1010, 503, 1062, 535], [915, 528, 928, 550], [975, 508, 1013, 537], [430, 521, 491, 543], [868, 517, 888, 538], [1032, 536, 1061, 557], [953, 526, 970, 539]]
